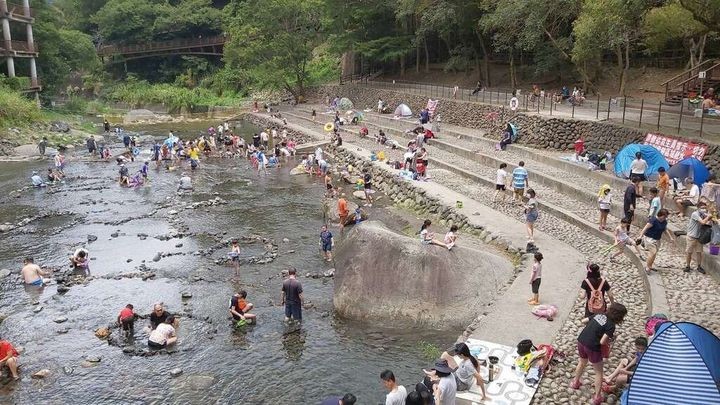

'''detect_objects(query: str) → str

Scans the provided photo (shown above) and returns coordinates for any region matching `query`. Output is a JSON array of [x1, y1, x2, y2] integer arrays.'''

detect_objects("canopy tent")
[[621, 322, 720, 405], [508, 123, 519, 142], [346, 110, 364, 122], [613, 144, 669, 180], [394, 103, 413, 117], [667, 157, 710, 186], [338, 97, 354, 110]]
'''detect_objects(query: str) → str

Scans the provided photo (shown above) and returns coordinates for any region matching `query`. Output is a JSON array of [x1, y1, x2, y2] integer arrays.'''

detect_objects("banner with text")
[[643, 133, 708, 165]]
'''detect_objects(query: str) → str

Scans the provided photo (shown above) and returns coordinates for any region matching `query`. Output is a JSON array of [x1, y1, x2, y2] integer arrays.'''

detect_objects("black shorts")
[[326, 183, 333, 190], [120, 318, 134, 331], [496, 184, 506, 191], [631, 173, 647, 182], [624, 211, 634, 222], [531, 278, 541, 294], [600, 208, 610, 213], [148, 340, 166, 349], [364, 183, 372, 190]]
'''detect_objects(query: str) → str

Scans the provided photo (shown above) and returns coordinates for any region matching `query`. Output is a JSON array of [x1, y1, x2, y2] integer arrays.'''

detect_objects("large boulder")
[[333, 221, 514, 329], [322, 198, 367, 226]]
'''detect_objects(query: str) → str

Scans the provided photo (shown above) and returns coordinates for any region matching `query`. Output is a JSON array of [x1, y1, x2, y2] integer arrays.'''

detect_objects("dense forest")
[[3, 0, 720, 103]]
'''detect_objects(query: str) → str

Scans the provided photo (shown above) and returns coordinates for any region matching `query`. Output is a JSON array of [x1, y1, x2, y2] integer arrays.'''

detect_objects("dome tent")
[[621, 322, 720, 405], [393, 103, 412, 117], [667, 157, 710, 187], [613, 144, 669, 180], [338, 97, 353, 110]]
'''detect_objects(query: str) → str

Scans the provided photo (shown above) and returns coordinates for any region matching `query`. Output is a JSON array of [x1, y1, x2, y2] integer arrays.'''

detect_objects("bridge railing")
[[98, 36, 226, 57]]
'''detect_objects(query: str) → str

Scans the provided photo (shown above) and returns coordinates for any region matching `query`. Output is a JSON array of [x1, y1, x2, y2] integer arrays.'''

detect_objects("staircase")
[[663, 59, 720, 105]]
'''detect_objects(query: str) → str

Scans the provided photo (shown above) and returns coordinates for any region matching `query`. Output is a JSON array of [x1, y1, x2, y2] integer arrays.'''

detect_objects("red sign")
[[643, 133, 708, 165]]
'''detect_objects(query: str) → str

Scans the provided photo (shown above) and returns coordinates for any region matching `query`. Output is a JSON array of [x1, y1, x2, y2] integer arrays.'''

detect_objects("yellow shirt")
[[189, 148, 199, 160]]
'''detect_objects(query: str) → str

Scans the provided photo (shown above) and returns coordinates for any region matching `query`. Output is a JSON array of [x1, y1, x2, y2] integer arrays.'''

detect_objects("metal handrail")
[[98, 36, 226, 56], [663, 59, 718, 101], [660, 59, 716, 86], [674, 61, 720, 90]]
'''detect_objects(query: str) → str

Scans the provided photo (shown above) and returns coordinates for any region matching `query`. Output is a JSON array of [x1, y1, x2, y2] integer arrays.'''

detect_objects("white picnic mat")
[[456, 339, 539, 405]]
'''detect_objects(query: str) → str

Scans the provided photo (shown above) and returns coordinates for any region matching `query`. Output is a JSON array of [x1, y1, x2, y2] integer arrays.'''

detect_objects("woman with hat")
[[423, 342, 488, 403]]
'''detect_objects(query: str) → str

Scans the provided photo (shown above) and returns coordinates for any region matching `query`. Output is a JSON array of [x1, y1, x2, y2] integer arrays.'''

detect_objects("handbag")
[[698, 224, 712, 245]]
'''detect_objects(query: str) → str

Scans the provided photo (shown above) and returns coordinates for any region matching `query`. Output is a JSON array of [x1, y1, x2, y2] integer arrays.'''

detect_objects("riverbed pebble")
[[181, 292, 193, 299], [170, 368, 183, 377], [54, 316, 68, 323], [32, 369, 51, 379]]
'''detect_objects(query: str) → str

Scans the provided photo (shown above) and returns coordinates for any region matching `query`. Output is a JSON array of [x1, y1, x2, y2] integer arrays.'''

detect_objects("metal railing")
[[356, 79, 720, 141], [0, 0, 34, 18], [662, 59, 718, 101], [0, 39, 38, 53], [673, 61, 720, 99], [98, 36, 227, 57]]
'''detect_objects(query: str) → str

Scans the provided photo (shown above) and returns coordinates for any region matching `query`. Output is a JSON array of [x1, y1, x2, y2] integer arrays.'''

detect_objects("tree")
[[679, 0, 720, 32], [644, 2, 711, 68], [93, 0, 167, 44], [573, 0, 653, 94], [224, 0, 325, 101], [55, 0, 108, 32]]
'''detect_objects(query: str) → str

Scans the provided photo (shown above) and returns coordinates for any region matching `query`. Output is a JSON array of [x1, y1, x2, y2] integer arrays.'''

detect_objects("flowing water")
[[0, 121, 453, 404]]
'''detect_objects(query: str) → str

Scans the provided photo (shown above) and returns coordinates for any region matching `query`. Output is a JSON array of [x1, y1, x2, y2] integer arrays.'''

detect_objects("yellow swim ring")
[[324, 122, 334, 132]]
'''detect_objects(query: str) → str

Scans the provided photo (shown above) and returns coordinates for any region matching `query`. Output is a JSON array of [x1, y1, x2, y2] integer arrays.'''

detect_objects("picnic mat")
[[456, 338, 539, 405]]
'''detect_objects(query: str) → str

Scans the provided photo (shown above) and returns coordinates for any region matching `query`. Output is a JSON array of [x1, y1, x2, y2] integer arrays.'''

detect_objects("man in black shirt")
[[252, 133, 261, 148], [150, 303, 169, 330], [623, 178, 640, 232], [281, 268, 303, 322]]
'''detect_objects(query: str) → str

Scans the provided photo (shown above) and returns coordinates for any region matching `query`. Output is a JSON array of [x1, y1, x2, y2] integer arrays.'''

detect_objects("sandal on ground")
[[570, 379, 582, 390], [602, 381, 616, 394], [593, 394, 604, 405]]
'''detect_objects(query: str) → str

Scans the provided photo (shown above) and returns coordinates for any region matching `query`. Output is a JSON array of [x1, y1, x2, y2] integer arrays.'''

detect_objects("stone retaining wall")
[[308, 85, 720, 174]]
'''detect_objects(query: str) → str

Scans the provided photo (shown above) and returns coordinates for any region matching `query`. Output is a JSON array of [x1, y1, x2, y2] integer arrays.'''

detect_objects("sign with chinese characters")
[[643, 133, 708, 165]]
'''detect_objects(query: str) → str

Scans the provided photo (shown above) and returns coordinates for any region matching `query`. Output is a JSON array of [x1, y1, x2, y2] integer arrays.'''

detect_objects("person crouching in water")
[[148, 316, 177, 350], [117, 304, 138, 338], [119, 164, 130, 186], [229, 290, 256, 326], [70, 248, 89, 271]]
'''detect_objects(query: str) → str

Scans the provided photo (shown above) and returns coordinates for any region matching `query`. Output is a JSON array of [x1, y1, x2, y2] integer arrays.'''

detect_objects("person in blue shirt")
[[31, 171, 45, 187], [140, 161, 150, 180], [122, 133, 131, 149], [512, 161, 529, 205], [319, 225, 334, 262]]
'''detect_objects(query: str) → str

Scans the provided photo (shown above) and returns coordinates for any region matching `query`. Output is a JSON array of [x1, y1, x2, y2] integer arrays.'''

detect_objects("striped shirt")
[[512, 167, 528, 189]]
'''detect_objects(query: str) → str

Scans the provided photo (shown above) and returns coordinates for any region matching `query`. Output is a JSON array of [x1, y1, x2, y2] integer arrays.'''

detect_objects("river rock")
[[54, 316, 68, 323], [333, 221, 514, 329], [282, 238, 290, 243], [95, 327, 110, 339], [323, 269, 335, 277], [32, 369, 51, 379], [152, 253, 162, 262], [170, 368, 183, 377], [49, 121, 70, 132], [85, 356, 101, 363], [0, 313, 7, 322], [0, 269, 10, 278], [0, 224, 15, 232], [352, 190, 367, 200], [186, 375, 216, 390], [124, 109, 158, 124], [33, 305, 43, 313], [181, 292, 193, 299]]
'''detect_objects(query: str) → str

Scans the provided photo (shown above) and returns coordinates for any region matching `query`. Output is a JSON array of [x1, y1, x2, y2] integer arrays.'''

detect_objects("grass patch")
[[418, 341, 443, 361], [0, 87, 41, 128]]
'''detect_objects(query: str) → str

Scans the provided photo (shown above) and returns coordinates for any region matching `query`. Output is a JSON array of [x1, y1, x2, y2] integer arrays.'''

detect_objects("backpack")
[[517, 339, 535, 356], [532, 304, 558, 321], [698, 224, 712, 245], [645, 314, 668, 336], [586, 278, 606, 314]]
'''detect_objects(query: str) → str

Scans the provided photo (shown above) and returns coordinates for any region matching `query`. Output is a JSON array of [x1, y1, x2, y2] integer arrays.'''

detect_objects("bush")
[[63, 96, 88, 113], [104, 81, 240, 110], [0, 87, 41, 128]]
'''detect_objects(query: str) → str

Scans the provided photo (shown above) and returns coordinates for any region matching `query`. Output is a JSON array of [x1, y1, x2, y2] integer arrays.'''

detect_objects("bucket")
[[709, 244, 720, 256], [456, 201, 463, 208]]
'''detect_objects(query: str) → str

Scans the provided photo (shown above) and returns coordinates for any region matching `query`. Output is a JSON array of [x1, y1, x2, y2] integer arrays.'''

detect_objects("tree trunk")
[[622, 40, 630, 95], [478, 35, 491, 86], [424, 39, 430, 73], [615, 45, 625, 94], [509, 52, 516, 90], [416, 42, 420, 73], [400, 54, 405, 76]]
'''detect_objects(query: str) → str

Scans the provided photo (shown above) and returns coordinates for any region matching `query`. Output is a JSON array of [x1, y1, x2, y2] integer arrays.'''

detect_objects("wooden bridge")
[[97, 36, 226, 61]]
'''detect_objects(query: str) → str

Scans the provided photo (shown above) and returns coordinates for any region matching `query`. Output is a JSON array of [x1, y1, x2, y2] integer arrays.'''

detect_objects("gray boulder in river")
[[333, 221, 514, 329]]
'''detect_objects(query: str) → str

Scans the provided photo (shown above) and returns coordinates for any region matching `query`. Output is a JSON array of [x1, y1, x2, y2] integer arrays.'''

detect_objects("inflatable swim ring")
[[132, 147, 140, 156], [324, 122, 334, 132]]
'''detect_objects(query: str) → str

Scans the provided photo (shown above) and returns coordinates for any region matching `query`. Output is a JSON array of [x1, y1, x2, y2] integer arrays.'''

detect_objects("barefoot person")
[[319, 225, 334, 262], [229, 290, 257, 325], [637, 208, 675, 274], [525, 189, 539, 242], [148, 316, 177, 349], [528, 252, 543, 305], [597, 185, 612, 231], [424, 343, 487, 400], [70, 248, 89, 271], [21, 257, 51, 286], [420, 220, 448, 248], [602, 336, 647, 393], [0, 339, 20, 381], [281, 268, 303, 322], [337, 193, 349, 229], [117, 304, 138, 338]]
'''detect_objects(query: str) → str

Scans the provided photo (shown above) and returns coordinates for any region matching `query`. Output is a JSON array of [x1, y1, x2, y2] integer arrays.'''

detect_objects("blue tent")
[[614, 144, 669, 180], [667, 157, 710, 187], [621, 322, 720, 405]]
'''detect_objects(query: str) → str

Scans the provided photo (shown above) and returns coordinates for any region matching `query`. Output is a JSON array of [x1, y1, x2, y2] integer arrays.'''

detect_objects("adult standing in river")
[[37, 137, 48, 157], [281, 268, 303, 322]]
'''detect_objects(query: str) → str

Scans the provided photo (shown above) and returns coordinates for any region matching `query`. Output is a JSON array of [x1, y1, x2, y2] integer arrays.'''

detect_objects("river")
[[0, 120, 454, 404]]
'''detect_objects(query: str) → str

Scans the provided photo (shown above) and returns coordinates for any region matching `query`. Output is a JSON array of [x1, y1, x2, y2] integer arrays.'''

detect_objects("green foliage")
[[62, 96, 89, 113], [644, 2, 708, 52], [0, 87, 41, 128], [105, 81, 239, 110], [55, 0, 108, 31], [224, 0, 325, 99], [418, 341, 442, 361], [93, 0, 166, 44], [679, 0, 720, 32]]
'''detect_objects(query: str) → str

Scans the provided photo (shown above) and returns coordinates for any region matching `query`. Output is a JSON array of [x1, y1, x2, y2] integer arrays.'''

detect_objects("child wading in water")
[[229, 239, 241, 275], [528, 252, 543, 305], [319, 225, 334, 262], [610, 218, 643, 262], [597, 185, 612, 231]]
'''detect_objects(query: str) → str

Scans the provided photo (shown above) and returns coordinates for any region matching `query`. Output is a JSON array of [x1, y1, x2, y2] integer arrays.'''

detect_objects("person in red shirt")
[[117, 304, 138, 337], [0, 340, 20, 380]]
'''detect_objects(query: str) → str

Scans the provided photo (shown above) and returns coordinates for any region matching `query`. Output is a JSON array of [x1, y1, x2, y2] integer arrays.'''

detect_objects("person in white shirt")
[[260, 131, 269, 148], [377, 98, 384, 113], [629, 152, 648, 196], [148, 316, 177, 349], [31, 171, 45, 187], [380, 370, 407, 405], [597, 184, 612, 231], [494, 163, 509, 202], [674, 177, 700, 217]]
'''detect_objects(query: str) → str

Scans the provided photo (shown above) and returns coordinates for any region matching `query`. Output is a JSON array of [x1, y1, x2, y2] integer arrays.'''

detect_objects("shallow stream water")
[[0, 121, 453, 404]]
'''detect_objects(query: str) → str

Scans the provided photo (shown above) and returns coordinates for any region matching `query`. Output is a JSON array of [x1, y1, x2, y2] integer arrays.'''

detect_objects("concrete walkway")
[[255, 111, 587, 345]]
